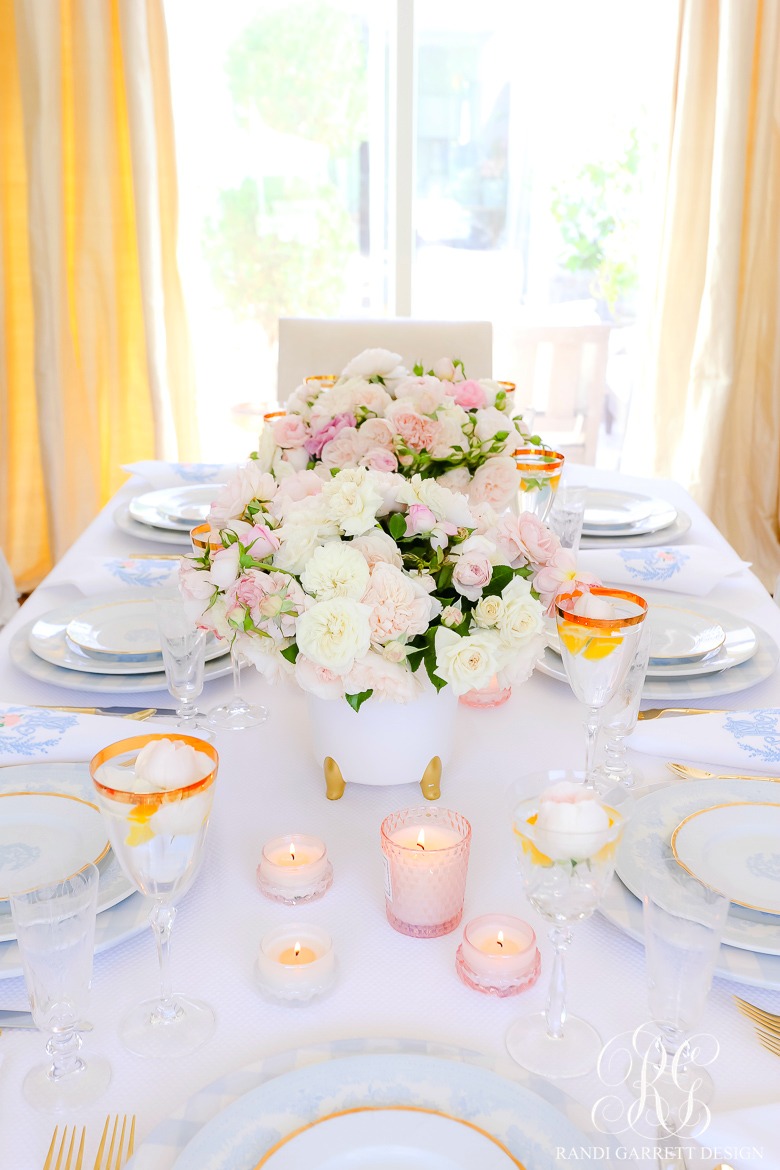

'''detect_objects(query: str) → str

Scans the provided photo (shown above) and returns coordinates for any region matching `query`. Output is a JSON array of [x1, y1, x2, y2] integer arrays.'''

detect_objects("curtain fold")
[[0, 0, 195, 589], [625, 0, 780, 588]]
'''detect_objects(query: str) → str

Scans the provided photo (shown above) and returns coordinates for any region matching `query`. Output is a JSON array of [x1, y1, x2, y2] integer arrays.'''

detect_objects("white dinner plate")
[[11, 617, 232, 694], [114, 504, 193, 548], [258, 1107, 521, 1169], [579, 511, 692, 550], [129, 486, 222, 532], [581, 489, 678, 537], [0, 763, 135, 944], [171, 1054, 597, 1170], [672, 802, 780, 916], [616, 780, 780, 955], [67, 598, 162, 659], [0, 791, 109, 899], [646, 606, 725, 663], [537, 593, 775, 698]]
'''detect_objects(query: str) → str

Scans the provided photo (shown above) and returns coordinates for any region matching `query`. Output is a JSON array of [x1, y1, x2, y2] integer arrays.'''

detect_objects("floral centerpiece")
[[253, 349, 540, 513], [181, 462, 582, 711]]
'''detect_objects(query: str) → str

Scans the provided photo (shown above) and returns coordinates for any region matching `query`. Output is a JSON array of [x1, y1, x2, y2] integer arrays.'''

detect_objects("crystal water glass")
[[10, 863, 110, 1111], [555, 587, 647, 785], [507, 774, 628, 1078], [155, 596, 213, 739], [90, 733, 219, 1058], [593, 624, 651, 790], [547, 485, 587, 553], [513, 448, 565, 522], [640, 858, 728, 1126], [208, 639, 269, 730]]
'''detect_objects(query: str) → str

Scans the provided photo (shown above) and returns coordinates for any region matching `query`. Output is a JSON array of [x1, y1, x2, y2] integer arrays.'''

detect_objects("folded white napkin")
[[577, 545, 750, 596], [627, 708, 780, 773], [703, 1101, 779, 1169], [122, 460, 237, 490], [0, 703, 179, 768], [42, 555, 184, 597]]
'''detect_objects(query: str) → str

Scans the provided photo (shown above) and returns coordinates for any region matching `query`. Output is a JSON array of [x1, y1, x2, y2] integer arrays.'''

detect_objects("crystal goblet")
[[592, 624, 651, 790], [207, 639, 269, 730], [513, 448, 565, 521], [555, 587, 648, 786], [90, 733, 219, 1057], [155, 595, 213, 740], [507, 772, 628, 1078], [10, 863, 110, 1111]]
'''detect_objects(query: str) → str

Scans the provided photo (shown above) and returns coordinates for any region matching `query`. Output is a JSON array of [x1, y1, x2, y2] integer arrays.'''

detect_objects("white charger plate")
[[0, 791, 109, 899], [537, 595, 774, 698], [581, 489, 678, 536], [616, 780, 780, 955], [0, 763, 135, 944], [171, 1054, 595, 1170], [27, 595, 228, 678], [11, 618, 232, 694], [114, 504, 193, 548], [672, 802, 780, 915], [129, 486, 222, 532], [258, 1106, 521, 1169], [579, 511, 692, 550]]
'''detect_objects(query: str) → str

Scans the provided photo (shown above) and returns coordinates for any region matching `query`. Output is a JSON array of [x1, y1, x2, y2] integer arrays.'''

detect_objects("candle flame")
[[416, 830, 425, 850], [289, 841, 296, 862], [497, 931, 504, 949], [294, 941, 301, 958]]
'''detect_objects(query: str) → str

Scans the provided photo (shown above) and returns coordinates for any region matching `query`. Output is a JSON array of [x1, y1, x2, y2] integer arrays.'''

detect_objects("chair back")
[[277, 317, 493, 401]]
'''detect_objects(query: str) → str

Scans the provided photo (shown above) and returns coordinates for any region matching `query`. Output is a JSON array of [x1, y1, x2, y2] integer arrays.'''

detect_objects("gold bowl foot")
[[324, 757, 346, 800], [420, 756, 442, 801]]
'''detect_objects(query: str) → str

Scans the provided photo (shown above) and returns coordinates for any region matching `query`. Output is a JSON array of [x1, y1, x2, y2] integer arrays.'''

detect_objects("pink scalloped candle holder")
[[380, 807, 471, 938], [455, 915, 541, 996]]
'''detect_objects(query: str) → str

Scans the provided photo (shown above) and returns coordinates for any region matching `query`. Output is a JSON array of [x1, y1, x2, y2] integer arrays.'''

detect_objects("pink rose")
[[344, 651, 422, 703], [362, 562, 433, 644], [358, 417, 395, 450], [295, 654, 346, 700], [451, 379, 487, 409], [242, 523, 280, 561], [224, 570, 268, 619], [494, 512, 561, 568], [469, 457, 520, 510], [452, 549, 493, 601], [392, 411, 441, 453], [405, 503, 437, 536], [320, 427, 366, 469], [359, 446, 399, 473], [271, 414, 309, 449], [305, 412, 357, 458]]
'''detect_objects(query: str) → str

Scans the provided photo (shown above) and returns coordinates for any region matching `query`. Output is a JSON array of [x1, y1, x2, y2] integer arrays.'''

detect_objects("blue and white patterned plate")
[[0, 763, 145, 973], [616, 780, 780, 955], [171, 1054, 599, 1170]]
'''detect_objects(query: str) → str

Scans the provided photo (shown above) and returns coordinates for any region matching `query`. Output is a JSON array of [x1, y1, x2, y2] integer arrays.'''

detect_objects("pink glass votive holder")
[[455, 914, 541, 997], [256, 835, 333, 905], [459, 675, 512, 709], [380, 807, 472, 938]]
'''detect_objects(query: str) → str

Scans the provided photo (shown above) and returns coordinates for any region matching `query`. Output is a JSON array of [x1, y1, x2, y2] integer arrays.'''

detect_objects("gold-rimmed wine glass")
[[555, 587, 648, 786], [514, 448, 565, 521]]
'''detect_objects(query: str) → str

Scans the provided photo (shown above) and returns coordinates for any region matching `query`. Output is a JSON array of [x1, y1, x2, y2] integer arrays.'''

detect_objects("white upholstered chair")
[[496, 323, 613, 465], [277, 317, 493, 402]]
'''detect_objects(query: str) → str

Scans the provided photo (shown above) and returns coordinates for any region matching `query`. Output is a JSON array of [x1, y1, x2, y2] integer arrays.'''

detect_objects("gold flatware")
[[93, 1115, 135, 1170], [667, 762, 780, 782], [756, 1030, 780, 1058], [35, 705, 163, 721], [128, 553, 183, 560], [637, 707, 726, 721], [43, 1126, 85, 1170], [734, 995, 780, 1034]]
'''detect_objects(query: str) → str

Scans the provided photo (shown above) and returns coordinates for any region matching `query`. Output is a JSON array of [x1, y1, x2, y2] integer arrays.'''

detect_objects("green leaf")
[[482, 565, 513, 598], [423, 646, 447, 691], [407, 648, 425, 672], [437, 562, 454, 591], [388, 513, 407, 541], [280, 643, 299, 664], [345, 689, 373, 713], [412, 362, 424, 376]]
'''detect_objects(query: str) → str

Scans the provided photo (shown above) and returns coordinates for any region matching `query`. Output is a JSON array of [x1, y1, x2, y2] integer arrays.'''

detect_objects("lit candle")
[[256, 834, 333, 905], [455, 915, 541, 995], [254, 924, 336, 1003], [380, 807, 472, 939]]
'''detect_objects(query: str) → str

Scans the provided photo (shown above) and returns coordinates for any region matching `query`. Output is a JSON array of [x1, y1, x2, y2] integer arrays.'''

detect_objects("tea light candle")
[[256, 834, 333, 904], [254, 924, 336, 1003], [455, 915, 541, 996], [380, 807, 472, 939]]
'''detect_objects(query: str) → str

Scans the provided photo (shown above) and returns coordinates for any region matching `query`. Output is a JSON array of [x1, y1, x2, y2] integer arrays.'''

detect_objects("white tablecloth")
[[2, 466, 779, 1170]]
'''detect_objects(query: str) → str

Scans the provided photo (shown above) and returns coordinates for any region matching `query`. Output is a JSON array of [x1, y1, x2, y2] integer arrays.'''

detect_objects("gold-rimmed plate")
[[672, 801, 780, 916], [0, 791, 109, 899]]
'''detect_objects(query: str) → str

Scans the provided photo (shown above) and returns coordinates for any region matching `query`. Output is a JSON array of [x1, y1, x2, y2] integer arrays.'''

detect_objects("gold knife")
[[637, 707, 727, 721], [36, 705, 164, 720]]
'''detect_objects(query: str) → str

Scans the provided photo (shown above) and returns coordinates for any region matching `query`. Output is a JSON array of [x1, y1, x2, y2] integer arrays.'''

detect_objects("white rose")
[[209, 543, 241, 590], [296, 597, 372, 674], [344, 650, 422, 703], [497, 577, 544, 646], [433, 627, 498, 695], [133, 738, 213, 791], [428, 414, 466, 461], [295, 654, 346, 700], [440, 605, 463, 628], [477, 378, 505, 408], [572, 591, 615, 619], [301, 541, 371, 601], [238, 632, 291, 683], [362, 562, 434, 644], [473, 595, 504, 628], [432, 357, 456, 381], [436, 467, 472, 494], [209, 463, 276, 524], [341, 348, 406, 380], [322, 468, 384, 536], [469, 457, 520, 510], [397, 474, 474, 528], [474, 406, 512, 444], [274, 516, 336, 575], [350, 529, 403, 570], [533, 781, 612, 862]]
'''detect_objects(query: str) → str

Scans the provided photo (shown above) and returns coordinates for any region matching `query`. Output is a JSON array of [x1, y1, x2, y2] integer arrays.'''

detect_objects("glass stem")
[[545, 926, 572, 1040], [603, 729, 627, 777], [176, 698, 198, 723], [150, 901, 179, 1023], [584, 707, 600, 786], [46, 1025, 84, 1081], [231, 645, 242, 698]]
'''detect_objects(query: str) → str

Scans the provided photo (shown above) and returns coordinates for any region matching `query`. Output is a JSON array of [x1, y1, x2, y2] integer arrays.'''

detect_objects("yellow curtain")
[[0, 0, 196, 592], [626, 0, 780, 588]]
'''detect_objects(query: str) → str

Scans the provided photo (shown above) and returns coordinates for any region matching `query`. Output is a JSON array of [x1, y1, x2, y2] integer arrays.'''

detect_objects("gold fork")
[[43, 1127, 86, 1170], [636, 707, 726, 721], [93, 1116, 136, 1170], [734, 995, 780, 1032]]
